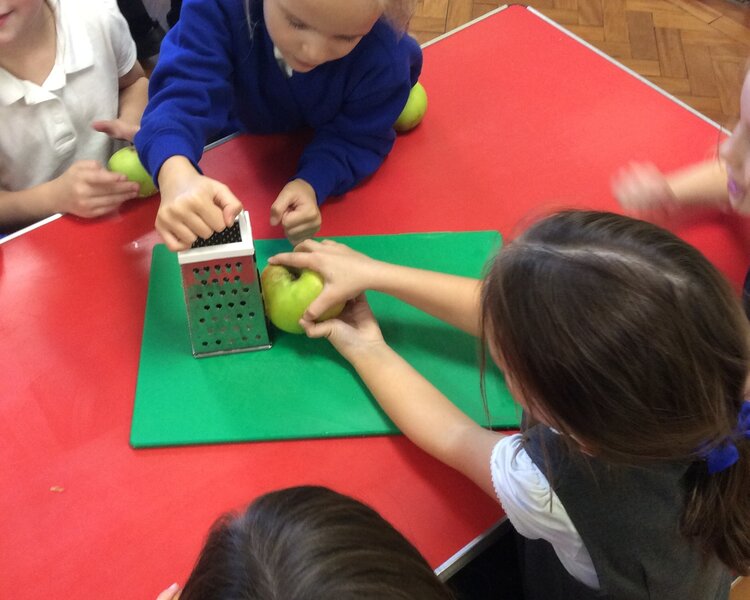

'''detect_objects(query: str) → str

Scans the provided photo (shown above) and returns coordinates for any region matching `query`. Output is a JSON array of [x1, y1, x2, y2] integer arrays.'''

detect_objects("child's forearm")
[[368, 264, 483, 337], [667, 159, 729, 208], [350, 343, 501, 496], [0, 183, 58, 231], [117, 65, 149, 129]]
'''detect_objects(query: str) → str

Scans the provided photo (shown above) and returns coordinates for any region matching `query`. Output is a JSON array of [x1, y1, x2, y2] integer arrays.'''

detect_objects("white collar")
[[273, 45, 293, 78]]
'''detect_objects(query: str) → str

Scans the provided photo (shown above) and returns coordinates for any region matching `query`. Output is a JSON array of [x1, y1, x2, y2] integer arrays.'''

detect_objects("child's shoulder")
[[348, 21, 421, 77], [56, 0, 125, 29], [364, 21, 421, 58]]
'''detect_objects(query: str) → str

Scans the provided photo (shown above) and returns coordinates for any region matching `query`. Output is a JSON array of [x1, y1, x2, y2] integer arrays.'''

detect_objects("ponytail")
[[684, 403, 750, 573]]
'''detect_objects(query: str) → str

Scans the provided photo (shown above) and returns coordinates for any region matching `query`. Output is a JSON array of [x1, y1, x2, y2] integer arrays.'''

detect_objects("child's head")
[[481, 210, 749, 465], [179, 486, 453, 599], [719, 65, 750, 210], [261, 0, 415, 72], [481, 210, 750, 572]]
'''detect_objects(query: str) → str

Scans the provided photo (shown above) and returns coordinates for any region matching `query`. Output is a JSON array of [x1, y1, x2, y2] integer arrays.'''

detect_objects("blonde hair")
[[244, 0, 417, 37], [380, 0, 418, 33]]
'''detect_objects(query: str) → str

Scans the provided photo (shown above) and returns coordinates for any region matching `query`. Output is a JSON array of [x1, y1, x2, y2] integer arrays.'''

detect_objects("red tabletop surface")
[[2, 6, 748, 598]]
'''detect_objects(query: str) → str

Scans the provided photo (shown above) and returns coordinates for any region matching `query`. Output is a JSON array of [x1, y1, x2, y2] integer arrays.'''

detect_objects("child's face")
[[719, 72, 750, 209], [0, 0, 47, 46], [263, 0, 381, 73]]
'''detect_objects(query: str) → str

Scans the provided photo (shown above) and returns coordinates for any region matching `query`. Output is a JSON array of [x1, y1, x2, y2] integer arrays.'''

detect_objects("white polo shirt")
[[0, 0, 136, 191], [491, 433, 600, 589]]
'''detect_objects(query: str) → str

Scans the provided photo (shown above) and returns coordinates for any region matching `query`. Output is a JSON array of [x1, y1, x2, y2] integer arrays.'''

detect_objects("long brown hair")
[[180, 486, 454, 599], [480, 210, 750, 573]]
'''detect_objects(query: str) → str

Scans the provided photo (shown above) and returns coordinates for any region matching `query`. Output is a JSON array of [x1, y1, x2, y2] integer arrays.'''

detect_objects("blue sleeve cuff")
[[294, 162, 338, 205], [134, 130, 204, 183]]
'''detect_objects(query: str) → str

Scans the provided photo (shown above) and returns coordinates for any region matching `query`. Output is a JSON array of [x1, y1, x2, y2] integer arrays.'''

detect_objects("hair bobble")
[[703, 400, 750, 474]]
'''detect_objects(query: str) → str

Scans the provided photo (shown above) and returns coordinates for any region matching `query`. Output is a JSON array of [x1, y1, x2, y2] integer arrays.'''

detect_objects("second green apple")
[[107, 146, 157, 197]]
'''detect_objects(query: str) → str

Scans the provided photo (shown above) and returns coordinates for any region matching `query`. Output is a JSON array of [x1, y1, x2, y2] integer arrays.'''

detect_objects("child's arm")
[[268, 239, 483, 336], [291, 33, 422, 208], [0, 161, 140, 231], [154, 156, 243, 251], [303, 294, 503, 497], [612, 159, 729, 216], [132, 3, 243, 250], [92, 62, 149, 142]]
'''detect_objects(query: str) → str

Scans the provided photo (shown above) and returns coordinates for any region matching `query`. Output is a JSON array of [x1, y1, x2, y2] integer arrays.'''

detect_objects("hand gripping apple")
[[107, 146, 157, 197], [260, 265, 345, 334]]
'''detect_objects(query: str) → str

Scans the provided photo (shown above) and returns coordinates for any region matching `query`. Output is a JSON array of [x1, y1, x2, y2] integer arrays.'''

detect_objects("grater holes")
[[190, 221, 242, 248]]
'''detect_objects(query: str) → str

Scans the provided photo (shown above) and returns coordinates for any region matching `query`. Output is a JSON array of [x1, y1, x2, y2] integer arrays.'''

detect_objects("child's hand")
[[91, 119, 140, 142], [611, 162, 677, 217], [270, 179, 321, 246], [156, 156, 243, 251], [267, 239, 380, 321], [155, 583, 181, 600], [302, 294, 388, 363], [52, 160, 140, 218]]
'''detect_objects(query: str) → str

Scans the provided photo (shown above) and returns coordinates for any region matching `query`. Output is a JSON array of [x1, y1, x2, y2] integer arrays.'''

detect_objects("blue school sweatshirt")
[[134, 0, 422, 204]]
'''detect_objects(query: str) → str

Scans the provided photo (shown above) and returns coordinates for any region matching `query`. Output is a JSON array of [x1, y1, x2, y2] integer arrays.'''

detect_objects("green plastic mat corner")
[[131, 231, 519, 448]]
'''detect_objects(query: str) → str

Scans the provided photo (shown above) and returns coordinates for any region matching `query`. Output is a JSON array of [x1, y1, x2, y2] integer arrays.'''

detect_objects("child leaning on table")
[[133, 0, 422, 250], [154, 486, 454, 600], [267, 210, 750, 600], [612, 65, 750, 315], [0, 0, 149, 233]]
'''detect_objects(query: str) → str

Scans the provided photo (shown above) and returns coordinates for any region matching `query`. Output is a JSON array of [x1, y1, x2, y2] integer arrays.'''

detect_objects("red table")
[[2, 6, 748, 598]]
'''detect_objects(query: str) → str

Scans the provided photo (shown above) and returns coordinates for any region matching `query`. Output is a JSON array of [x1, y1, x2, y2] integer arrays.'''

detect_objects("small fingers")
[[214, 186, 243, 227], [304, 290, 340, 321], [266, 251, 317, 270], [155, 583, 181, 600], [160, 228, 192, 252], [269, 195, 292, 226], [301, 318, 333, 340]]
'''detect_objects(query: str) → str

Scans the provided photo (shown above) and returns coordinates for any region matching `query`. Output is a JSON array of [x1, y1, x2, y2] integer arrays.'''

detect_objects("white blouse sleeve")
[[490, 433, 600, 590]]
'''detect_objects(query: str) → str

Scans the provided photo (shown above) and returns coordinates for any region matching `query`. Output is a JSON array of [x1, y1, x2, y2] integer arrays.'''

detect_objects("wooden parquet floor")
[[409, 0, 750, 126]]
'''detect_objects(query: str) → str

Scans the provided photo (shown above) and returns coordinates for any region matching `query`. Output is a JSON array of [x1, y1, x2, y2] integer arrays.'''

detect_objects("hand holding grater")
[[177, 211, 272, 357]]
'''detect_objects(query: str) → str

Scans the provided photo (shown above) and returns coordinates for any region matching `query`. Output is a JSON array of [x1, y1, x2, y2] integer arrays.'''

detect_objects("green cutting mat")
[[131, 231, 519, 448]]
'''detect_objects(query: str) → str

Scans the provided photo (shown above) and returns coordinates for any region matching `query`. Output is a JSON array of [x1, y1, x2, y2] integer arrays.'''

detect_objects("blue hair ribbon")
[[703, 400, 750, 475]]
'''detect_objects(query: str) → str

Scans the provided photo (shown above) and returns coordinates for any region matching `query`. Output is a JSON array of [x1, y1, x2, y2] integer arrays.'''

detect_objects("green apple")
[[107, 146, 157, 197], [260, 265, 345, 334], [394, 82, 428, 132]]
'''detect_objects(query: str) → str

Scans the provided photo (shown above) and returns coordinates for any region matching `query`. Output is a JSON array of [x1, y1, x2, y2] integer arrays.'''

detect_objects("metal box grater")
[[177, 211, 272, 357]]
